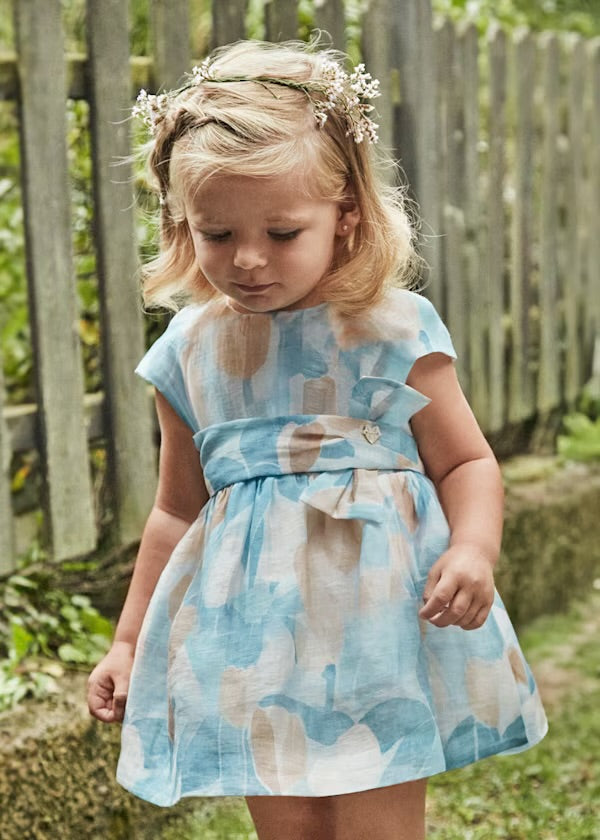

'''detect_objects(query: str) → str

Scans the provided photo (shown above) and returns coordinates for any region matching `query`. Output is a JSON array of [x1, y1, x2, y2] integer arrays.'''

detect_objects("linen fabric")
[[116, 287, 547, 805]]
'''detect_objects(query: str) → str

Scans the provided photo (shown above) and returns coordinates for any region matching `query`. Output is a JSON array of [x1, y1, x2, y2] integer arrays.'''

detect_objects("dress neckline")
[[224, 299, 330, 317]]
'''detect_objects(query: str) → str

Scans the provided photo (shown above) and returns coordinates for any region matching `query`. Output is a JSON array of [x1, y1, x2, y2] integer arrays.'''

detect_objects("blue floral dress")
[[116, 287, 547, 805]]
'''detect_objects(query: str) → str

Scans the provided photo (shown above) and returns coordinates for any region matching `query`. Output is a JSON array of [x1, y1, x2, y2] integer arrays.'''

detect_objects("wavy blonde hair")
[[140, 39, 422, 316]]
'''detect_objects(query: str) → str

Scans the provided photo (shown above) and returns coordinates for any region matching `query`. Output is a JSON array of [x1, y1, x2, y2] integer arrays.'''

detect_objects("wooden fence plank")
[[508, 27, 535, 423], [394, 0, 440, 310], [431, 18, 453, 316], [86, 0, 157, 545], [212, 0, 248, 49], [444, 204, 468, 389], [537, 32, 562, 414], [0, 359, 15, 574], [586, 38, 600, 359], [361, 0, 395, 159], [564, 35, 587, 405], [439, 21, 468, 391], [264, 0, 299, 42], [313, 0, 346, 51], [0, 55, 153, 102], [486, 23, 508, 433], [445, 21, 465, 210], [13, 0, 97, 559], [460, 21, 487, 423], [151, 0, 191, 89]]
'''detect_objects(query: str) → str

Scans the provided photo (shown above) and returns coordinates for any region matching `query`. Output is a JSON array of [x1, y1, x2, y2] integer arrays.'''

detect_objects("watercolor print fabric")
[[116, 288, 547, 805]]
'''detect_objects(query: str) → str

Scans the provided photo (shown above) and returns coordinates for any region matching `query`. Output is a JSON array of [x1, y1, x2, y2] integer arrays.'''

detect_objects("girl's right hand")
[[87, 641, 135, 723]]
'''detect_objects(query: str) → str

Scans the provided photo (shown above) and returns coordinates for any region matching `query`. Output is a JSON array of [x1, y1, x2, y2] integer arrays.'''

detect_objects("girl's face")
[[184, 172, 357, 314]]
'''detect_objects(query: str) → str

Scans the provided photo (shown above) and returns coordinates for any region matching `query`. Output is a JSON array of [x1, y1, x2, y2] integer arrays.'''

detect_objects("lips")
[[235, 282, 274, 293]]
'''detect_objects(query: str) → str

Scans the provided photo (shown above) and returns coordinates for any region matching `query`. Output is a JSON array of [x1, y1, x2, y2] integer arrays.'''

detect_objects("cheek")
[[191, 240, 220, 273]]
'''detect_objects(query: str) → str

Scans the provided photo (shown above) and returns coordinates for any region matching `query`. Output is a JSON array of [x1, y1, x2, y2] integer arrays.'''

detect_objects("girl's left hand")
[[418, 544, 496, 630]]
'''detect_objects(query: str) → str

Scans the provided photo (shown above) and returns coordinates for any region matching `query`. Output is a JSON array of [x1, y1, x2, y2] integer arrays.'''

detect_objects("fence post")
[[461, 21, 487, 424], [390, 0, 440, 307], [151, 0, 191, 88], [361, 0, 395, 157], [13, 0, 97, 560], [587, 38, 600, 362], [0, 358, 14, 574], [486, 23, 508, 434], [264, 0, 299, 41], [212, 0, 248, 48], [86, 0, 157, 547], [508, 27, 535, 425], [564, 35, 587, 406], [314, 0, 346, 51], [537, 32, 561, 415]]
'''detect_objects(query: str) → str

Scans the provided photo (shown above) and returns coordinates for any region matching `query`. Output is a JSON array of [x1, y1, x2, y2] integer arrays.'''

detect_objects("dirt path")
[[528, 588, 600, 708]]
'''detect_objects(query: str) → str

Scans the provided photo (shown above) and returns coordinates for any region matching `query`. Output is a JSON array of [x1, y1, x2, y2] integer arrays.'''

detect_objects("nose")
[[233, 242, 268, 270]]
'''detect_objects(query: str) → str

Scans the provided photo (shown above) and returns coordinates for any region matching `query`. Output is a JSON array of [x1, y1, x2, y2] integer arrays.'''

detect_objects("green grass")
[[426, 594, 600, 839], [158, 596, 600, 839]]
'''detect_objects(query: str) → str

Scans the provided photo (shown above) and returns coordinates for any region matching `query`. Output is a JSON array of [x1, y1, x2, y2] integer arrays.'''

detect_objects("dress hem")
[[116, 723, 548, 806]]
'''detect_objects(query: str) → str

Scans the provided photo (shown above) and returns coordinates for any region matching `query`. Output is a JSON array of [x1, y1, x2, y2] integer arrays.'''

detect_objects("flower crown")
[[132, 56, 380, 144]]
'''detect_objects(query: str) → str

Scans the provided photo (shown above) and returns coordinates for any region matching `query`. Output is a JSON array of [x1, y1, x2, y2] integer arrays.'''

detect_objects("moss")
[[0, 674, 202, 840], [498, 459, 600, 627]]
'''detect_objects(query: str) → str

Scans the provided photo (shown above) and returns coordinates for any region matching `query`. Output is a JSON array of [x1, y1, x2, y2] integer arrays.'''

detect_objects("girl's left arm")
[[406, 352, 504, 630]]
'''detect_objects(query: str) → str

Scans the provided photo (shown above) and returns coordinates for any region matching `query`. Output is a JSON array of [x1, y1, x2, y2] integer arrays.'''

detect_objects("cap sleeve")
[[135, 309, 197, 431], [413, 294, 457, 364]]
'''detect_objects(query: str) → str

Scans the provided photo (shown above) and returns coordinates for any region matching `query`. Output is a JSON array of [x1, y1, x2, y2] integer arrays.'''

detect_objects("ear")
[[336, 199, 361, 237]]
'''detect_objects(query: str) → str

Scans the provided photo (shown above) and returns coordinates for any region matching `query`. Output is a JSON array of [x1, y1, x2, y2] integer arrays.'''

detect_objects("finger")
[[111, 675, 130, 721], [421, 568, 442, 604], [112, 692, 128, 722], [87, 682, 112, 716], [457, 599, 486, 628], [429, 592, 474, 628], [419, 583, 457, 620], [462, 605, 491, 631]]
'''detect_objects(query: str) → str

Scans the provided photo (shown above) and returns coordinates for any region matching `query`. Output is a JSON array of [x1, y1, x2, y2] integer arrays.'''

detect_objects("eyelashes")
[[199, 230, 301, 243]]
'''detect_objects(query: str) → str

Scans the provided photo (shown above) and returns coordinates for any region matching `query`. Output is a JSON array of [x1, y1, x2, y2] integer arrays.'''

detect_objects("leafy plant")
[[557, 412, 600, 462], [0, 544, 113, 712]]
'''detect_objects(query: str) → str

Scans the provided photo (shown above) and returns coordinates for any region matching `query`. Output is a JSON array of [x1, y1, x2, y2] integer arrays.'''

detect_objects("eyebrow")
[[191, 214, 307, 226]]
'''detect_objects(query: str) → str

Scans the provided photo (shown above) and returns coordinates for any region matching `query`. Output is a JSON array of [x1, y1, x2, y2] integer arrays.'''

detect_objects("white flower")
[[132, 57, 381, 145]]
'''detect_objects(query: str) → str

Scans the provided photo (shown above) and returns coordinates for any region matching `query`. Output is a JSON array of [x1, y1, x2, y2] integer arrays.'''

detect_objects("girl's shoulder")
[[332, 286, 452, 353]]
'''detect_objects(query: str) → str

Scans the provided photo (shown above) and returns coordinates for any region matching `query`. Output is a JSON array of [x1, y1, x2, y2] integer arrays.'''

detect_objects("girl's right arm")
[[87, 389, 208, 723]]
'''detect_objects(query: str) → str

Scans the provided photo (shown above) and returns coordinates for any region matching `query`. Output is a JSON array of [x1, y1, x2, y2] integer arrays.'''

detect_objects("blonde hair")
[[140, 39, 422, 316]]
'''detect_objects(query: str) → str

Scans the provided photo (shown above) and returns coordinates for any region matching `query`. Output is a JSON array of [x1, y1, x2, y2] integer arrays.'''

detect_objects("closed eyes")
[[199, 230, 302, 243]]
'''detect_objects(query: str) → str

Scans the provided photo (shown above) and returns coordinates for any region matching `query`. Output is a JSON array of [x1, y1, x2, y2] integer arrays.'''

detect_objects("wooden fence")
[[0, 0, 599, 575]]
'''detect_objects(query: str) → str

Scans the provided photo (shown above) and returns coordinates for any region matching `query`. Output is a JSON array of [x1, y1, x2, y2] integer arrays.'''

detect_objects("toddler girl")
[[87, 39, 547, 840]]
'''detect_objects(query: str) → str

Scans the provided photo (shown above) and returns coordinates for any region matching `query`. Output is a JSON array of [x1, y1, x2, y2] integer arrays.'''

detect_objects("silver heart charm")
[[361, 423, 381, 444]]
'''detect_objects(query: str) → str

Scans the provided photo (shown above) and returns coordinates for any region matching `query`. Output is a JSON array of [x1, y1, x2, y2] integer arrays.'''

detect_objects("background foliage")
[[1, 0, 599, 405], [0, 0, 599, 708]]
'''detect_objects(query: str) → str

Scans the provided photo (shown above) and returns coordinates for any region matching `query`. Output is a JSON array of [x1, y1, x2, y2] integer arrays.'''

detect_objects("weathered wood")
[[0, 359, 15, 574], [486, 24, 508, 433], [508, 28, 535, 424], [586, 38, 600, 360], [361, 0, 394, 160], [13, 0, 97, 559], [393, 0, 440, 307], [444, 204, 468, 390], [460, 21, 487, 423], [86, 0, 157, 546], [430, 18, 453, 316], [150, 0, 191, 89], [313, 0, 346, 51], [0, 52, 153, 101], [211, 0, 248, 49], [264, 0, 298, 42], [537, 32, 562, 414], [445, 21, 465, 210], [3, 390, 159, 461], [564, 35, 587, 405]]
